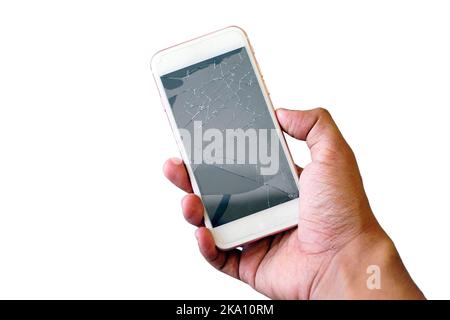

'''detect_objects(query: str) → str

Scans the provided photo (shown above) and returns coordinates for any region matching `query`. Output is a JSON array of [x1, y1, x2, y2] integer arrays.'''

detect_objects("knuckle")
[[315, 107, 331, 118]]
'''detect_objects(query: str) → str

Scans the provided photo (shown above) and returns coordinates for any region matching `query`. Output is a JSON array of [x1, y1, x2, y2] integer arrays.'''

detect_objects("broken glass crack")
[[161, 47, 299, 227]]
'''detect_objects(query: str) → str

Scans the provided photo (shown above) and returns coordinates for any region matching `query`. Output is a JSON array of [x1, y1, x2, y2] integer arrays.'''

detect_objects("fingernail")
[[276, 108, 287, 116], [195, 229, 200, 240], [170, 157, 183, 165]]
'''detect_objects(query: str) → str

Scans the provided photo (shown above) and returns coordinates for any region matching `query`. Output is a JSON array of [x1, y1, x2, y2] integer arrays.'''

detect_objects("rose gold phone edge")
[[151, 26, 299, 250]]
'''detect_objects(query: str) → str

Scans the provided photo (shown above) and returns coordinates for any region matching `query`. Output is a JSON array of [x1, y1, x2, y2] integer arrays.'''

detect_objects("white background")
[[0, 0, 449, 299]]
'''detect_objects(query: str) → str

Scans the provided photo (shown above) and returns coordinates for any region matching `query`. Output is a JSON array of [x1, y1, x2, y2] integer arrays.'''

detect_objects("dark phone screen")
[[161, 47, 298, 227]]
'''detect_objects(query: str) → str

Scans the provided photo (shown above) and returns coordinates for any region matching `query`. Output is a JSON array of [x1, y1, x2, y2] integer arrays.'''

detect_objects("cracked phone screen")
[[161, 47, 299, 227]]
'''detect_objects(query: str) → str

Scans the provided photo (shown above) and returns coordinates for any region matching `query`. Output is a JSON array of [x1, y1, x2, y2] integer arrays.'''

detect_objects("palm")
[[237, 228, 325, 299]]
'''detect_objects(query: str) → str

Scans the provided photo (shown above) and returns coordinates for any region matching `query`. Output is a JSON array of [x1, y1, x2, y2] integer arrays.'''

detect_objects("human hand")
[[163, 107, 424, 299]]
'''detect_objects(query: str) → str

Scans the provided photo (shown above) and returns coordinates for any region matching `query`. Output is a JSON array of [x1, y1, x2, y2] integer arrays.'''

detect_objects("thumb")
[[276, 108, 351, 163]]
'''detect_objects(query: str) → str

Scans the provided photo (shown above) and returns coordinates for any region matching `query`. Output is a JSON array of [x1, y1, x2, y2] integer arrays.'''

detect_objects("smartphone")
[[151, 26, 299, 249]]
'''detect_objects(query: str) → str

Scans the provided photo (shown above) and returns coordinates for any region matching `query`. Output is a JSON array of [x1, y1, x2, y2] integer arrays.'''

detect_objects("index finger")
[[163, 158, 193, 193]]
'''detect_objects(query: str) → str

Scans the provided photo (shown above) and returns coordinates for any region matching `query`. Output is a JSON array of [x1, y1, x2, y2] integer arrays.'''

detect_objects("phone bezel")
[[151, 26, 299, 249]]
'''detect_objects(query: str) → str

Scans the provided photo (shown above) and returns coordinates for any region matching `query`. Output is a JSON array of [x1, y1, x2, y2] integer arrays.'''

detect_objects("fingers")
[[162, 157, 193, 193], [276, 108, 352, 163], [163, 158, 203, 226], [181, 194, 204, 226], [195, 227, 241, 279], [238, 237, 273, 287]]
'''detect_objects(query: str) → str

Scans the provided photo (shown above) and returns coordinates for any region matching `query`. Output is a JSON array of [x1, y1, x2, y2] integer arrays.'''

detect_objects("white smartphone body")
[[151, 26, 299, 249]]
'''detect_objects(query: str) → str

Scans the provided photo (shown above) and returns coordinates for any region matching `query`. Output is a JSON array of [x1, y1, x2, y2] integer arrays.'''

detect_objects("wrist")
[[311, 225, 425, 299]]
